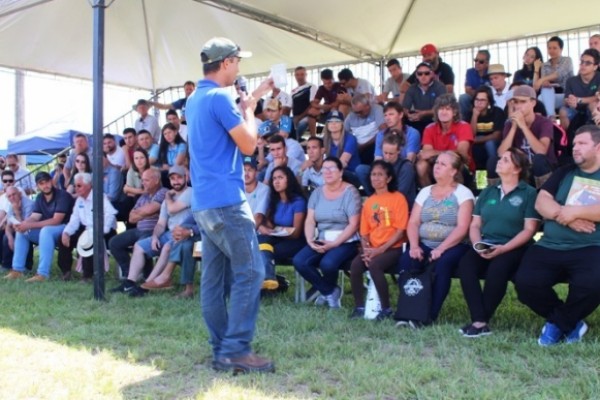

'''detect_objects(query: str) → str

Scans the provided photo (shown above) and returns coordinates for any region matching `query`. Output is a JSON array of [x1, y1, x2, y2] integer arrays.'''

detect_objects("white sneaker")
[[325, 286, 341, 309], [314, 294, 326, 306]]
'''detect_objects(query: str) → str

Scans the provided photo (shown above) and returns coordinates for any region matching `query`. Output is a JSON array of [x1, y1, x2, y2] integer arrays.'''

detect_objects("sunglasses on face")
[[2, 179, 14, 183], [416, 71, 431, 76]]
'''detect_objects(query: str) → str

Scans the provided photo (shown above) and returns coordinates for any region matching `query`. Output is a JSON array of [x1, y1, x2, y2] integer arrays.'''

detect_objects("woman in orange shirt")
[[349, 160, 409, 320]]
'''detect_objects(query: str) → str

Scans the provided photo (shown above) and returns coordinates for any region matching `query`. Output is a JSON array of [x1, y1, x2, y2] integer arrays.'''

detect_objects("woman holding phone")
[[456, 148, 540, 337]]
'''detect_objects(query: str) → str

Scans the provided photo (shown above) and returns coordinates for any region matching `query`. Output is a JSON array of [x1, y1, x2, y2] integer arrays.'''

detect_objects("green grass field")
[[0, 264, 599, 400]]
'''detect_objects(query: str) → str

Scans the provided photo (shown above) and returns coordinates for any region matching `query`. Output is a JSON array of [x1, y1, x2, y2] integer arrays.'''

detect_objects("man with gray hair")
[[344, 93, 385, 165], [61, 172, 117, 281], [109, 168, 167, 285]]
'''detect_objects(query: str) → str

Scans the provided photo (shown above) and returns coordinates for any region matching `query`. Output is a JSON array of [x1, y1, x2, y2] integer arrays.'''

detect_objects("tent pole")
[[91, 0, 106, 301], [378, 58, 385, 94]]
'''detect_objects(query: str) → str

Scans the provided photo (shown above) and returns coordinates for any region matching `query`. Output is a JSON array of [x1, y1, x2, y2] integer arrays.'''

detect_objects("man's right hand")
[[61, 233, 71, 248]]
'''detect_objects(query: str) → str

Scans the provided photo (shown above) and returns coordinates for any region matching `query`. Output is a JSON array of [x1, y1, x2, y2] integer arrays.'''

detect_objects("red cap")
[[420, 43, 438, 55]]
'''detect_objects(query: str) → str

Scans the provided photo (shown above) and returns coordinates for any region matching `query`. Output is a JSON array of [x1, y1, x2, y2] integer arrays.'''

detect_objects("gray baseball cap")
[[201, 37, 252, 64]]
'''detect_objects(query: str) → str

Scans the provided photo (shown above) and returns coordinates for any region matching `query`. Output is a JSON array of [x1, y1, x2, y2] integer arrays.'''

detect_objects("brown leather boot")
[[213, 352, 275, 374]]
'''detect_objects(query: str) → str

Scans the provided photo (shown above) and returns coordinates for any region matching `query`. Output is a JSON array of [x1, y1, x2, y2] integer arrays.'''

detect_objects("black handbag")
[[394, 261, 435, 323]]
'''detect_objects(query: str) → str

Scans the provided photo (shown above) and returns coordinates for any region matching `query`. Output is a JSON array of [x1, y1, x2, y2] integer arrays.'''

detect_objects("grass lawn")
[[0, 264, 599, 400]]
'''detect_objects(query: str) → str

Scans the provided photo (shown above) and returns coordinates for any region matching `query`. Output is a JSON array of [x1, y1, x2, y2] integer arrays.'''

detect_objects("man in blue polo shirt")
[[186, 37, 274, 374]]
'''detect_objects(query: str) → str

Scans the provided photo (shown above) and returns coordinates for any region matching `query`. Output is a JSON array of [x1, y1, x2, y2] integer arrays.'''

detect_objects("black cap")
[[35, 171, 52, 184]]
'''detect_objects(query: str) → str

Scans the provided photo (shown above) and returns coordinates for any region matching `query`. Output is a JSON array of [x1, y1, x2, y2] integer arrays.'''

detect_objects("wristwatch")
[[577, 97, 583, 105]]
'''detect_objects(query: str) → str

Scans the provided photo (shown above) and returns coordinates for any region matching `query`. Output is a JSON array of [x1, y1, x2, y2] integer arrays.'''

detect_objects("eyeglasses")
[[416, 71, 431, 76], [580, 60, 596, 66], [2, 179, 14, 183], [322, 166, 339, 172], [474, 59, 487, 64]]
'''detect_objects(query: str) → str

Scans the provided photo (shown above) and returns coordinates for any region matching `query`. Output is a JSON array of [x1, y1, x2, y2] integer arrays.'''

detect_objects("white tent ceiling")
[[0, 0, 598, 91]]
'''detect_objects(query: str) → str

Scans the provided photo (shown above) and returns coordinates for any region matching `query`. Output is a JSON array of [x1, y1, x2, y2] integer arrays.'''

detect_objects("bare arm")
[[287, 211, 306, 240], [129, 201, 161, 224], [455, 140, 471, 164]]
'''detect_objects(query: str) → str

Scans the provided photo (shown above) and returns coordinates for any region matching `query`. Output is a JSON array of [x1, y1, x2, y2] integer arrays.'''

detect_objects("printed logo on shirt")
[[509, 195, 523, 207]]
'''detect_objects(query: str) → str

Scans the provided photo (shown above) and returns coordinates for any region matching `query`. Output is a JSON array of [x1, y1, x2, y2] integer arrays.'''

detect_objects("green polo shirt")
[[474, 181, 540, 244], [538, 166, 600, 250]]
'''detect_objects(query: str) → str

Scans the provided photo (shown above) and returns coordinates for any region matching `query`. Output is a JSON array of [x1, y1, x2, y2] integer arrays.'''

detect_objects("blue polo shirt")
[[465, 68, 489, 89], [329, 133, 360, 172], [186, 79, 246, 211]]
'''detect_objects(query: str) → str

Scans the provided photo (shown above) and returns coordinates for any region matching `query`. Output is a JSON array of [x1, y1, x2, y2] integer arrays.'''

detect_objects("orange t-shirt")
[[359, 191, 409, 249]]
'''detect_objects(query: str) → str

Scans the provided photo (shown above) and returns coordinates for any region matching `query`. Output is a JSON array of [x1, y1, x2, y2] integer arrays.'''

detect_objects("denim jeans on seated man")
[[12, 225, 66, 277], [167, 235, 198, 285], [109, 228, 153, 277], [2, 231, 33, 270], [193, 201, 264, 360], [135, 231, 173, 258]]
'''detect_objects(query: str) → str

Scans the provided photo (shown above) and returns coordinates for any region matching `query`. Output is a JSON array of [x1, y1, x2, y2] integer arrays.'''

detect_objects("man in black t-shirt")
[[401, 43, 455, 95], [4, 172, 75, 282], [560, 49, 600, 131]]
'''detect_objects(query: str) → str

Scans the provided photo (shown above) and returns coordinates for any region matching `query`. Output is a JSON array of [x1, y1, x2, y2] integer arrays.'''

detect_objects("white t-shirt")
[[107, 146, 126, 168]]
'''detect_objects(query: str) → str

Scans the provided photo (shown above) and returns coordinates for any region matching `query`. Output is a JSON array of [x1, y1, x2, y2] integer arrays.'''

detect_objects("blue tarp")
[[0, 149, 52, 165], [7, 129, 88, 155]]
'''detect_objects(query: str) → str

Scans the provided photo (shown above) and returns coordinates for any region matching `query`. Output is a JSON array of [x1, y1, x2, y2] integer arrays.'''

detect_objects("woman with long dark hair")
[[123, 148, 151, 197], [157, 122, 187, 170], [349, 160, 409, 320], [257, 166, 307, 291], [513, 47, 544, 87], [468, 86, 506, 184], [66, 152, 92, 195]]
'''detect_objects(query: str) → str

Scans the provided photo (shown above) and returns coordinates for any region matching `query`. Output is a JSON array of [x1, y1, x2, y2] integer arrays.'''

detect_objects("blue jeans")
[[167, 237, 198, 285], [293, 242, 358, 296], [193, 201, 263, 359], [258, 235, 306, 280], [539, 87, 564, 117], [136, 231, 173, 257], [399, 242, 469, 321], [459, 93, 473, 119], [13, 224, 66, 277], [355, 164, 373, 195], [109, 228, 152, 276]]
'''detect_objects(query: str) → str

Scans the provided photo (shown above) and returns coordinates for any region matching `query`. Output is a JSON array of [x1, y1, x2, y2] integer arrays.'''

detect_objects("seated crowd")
[[2, 35, 600, 347]]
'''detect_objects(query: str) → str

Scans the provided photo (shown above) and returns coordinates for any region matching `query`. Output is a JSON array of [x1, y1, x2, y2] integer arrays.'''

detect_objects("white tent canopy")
[[1, 0, 598, 91]]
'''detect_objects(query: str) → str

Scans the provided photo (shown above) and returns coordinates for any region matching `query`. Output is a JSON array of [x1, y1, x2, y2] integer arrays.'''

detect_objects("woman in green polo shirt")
[[457, 148, 541, 337]]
